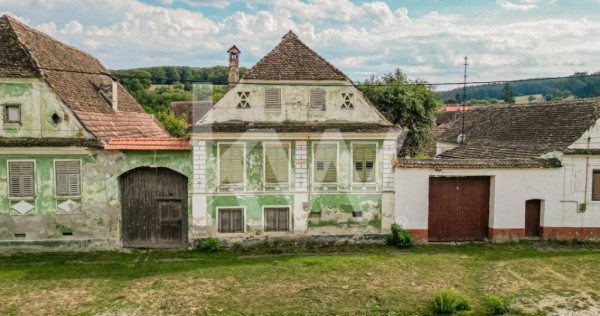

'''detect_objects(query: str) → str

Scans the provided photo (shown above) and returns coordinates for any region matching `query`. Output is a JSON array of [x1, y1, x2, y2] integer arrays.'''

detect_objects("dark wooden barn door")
[[428, 176, 490, 241], [121, 167, 188, 247], [525, 199, 541, 237]]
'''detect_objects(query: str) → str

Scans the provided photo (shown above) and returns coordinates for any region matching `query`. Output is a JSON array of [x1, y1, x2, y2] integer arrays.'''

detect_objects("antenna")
[[458, 56, 468, 144]]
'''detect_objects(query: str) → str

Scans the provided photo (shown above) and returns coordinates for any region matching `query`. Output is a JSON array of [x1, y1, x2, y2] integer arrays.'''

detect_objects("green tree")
[[358, 69, 438, 156], [503, 83, 515, 104], [455, 92, 461, 104], [155, 111, 188, 138], [528, 95, 536, 102]]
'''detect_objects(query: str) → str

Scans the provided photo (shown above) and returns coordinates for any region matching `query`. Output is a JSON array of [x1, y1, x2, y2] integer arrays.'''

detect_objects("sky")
[[3, 0, 600, 90]]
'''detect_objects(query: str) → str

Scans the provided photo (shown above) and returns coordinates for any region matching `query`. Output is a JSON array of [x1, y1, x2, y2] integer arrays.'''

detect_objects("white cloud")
[[498, 0, 538, 11], [60, 20, 82, 33], [36, 21, 57, 35]]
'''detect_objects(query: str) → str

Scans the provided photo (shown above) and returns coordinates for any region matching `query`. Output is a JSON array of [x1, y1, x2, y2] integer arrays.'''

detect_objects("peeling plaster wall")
[[560, 155, 600, 228], [0, 78, 91, 138], [0, 149, 191, 250]]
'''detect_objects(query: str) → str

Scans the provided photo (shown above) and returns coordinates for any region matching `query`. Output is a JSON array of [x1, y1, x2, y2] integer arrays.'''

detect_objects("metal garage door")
[[428, 176, 490, 241]]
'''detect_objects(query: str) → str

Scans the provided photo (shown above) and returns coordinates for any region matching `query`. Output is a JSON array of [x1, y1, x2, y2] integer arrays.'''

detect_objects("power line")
[[7, 63, 600, 88]]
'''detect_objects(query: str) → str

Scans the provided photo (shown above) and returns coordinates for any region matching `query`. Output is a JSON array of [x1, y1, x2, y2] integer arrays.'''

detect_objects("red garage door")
[[428, 176, 490, 241]]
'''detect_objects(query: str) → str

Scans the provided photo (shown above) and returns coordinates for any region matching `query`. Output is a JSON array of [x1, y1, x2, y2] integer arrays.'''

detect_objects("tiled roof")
[[434, 99, 600, 159], [170, 101, 213, 126], [0, 15, 169, 140], [105, 138, 191, 150], [0, 137, 103, 148], [242, 31, 348, 81], [396, 158, 562, 169], [194, 121, 403, 133]]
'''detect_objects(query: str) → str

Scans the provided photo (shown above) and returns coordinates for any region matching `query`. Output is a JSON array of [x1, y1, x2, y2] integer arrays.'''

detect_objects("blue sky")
[[2, 0, 600, 90]]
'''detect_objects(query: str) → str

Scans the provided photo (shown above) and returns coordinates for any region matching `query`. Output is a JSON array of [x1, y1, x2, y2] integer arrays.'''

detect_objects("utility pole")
[[458, 56, 468, 144]]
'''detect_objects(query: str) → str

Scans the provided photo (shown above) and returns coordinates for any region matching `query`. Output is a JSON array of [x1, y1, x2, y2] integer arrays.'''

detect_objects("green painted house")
[[0, 15, 191, 250], [190, 31, 403, 241]]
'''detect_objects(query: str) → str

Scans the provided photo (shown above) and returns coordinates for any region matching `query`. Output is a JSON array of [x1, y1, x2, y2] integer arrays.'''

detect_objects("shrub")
[[387, 224, 415, 248], [483, 294, 512, 315], [432, 288, 471, 314], [203, 237, 223, 252]]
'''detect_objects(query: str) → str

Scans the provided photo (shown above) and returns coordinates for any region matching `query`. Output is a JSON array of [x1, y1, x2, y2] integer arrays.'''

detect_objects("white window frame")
[[216, 206, 246, 234], [350, 142, 379, 185], [262, 205, 292, 233], [53, 159, 82, 198], [311, 141, 339, 185], [216, 142, 246, 188], [3, 104, 21, 125], [7, 159, 36, 200], [262, 141, 292, 187]]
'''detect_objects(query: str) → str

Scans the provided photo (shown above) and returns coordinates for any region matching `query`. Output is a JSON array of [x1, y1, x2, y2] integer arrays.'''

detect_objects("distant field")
[[514, 94, 544, 104]]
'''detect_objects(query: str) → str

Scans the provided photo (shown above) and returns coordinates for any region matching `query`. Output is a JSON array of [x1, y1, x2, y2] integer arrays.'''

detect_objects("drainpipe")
[[582, 136, 591, 214]]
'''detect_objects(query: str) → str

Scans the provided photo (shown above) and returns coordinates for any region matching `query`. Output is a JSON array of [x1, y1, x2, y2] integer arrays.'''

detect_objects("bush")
[[387, 224, 415, 248], [202, 237, 223, 252], [432, 288, 470, 314], [483, 294, 512, 315]]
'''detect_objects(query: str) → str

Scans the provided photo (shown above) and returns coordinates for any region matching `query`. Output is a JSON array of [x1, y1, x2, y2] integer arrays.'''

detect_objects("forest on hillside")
[[440, 71, 600, 103]]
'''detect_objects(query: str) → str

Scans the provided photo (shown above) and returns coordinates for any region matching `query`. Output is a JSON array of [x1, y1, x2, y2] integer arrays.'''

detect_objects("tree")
[[155, 111, 188, 138], [503, 83, 515, 104], [358, 68, 439, 156], [455, 92, 461, 104], [528, 95, 536, 103]]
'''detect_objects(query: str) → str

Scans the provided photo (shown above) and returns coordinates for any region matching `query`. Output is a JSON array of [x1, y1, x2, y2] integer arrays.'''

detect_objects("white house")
[[395, 99, 600, 242]]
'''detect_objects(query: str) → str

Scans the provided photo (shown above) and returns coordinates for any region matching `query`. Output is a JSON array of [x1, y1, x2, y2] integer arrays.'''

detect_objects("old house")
[[189, 31, 403, 241], [0, 15, 191, 250], [395, 99, 600, 242]]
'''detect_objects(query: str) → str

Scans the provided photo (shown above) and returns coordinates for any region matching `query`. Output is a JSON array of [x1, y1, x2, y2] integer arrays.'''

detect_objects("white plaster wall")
[[561, 156, 600, 227], [394, 168, 563, 230]]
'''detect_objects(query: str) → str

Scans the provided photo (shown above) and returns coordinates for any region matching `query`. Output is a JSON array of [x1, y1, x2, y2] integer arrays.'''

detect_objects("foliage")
[[503, 83, 515, 104], [202, 237, 223, 252], [155, 111, 188, 138], [358, 69, 439, 156], [387, 224, 415, 248], [112, 66, 248, 86], [483, 294, 512, 315], [528, 95, 536, 102], [432, 288, 471, 314]]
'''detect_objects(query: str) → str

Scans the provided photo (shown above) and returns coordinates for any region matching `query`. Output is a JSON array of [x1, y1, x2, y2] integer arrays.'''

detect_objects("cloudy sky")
[[3, 0, 600, 89]]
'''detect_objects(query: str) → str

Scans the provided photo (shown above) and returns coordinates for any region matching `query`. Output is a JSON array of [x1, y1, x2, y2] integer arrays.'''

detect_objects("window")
[[218, 208, 244, 233], [8, 161, 34, 198], [593, 170, 600, 201], [219, 144, 244, 185], [341, 93, 354, 109], [264, 143, 289, 185], [55, 160, 81, 196], [314, 143, 337, 183], [237, 91, 250, 108], [353, 144, 376, 183], [310, 88, 326, 110], [265, 88, 281, 110], [264, 207, 290, 232], [4, 104, 21, 123]]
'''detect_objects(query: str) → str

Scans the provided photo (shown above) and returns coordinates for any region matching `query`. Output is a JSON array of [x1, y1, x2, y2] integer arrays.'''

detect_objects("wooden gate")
[[428, 176, 490, 241], [121, 167, 188, 247], [525, 199, 541, 237]]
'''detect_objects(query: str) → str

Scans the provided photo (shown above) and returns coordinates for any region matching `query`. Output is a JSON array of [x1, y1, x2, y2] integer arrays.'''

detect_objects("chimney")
[[98, 76, 118, 111], [227, 45, 240, 91]]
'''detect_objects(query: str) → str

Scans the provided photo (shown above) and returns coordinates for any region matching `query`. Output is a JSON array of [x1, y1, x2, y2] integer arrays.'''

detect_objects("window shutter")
[[314, 144, 337, 183], [593, 171, 600, 200], [9, 161, 34, 197], [265, 144, 289, 184], [220, 145, 244, 185], [310, 89, 326, 110], [364, 146, 376, 182], [265, 207, 289, 232], [219, 208, 244, 233], [55, 161, 81, 196], [265, 88, 281, 110], [353, 145, 376, 183]]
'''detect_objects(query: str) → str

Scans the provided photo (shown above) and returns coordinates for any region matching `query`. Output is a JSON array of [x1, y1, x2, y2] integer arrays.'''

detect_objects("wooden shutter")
[[265, 88, 281, 110], [593, 171, 600, 200], [310, 89, 326, 110], [265, 207, 289, 231], [55, 161, 81, 196], [314, 144, 337, 183], [8, 161, 34, 197], [265, 144, 289, 184], [353, 145, 376, 183], [220, 144, 244, 185], [218, 208, 244, 233]]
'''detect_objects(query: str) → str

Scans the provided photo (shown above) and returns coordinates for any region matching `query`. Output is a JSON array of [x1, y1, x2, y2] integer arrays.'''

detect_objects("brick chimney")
[[227, 45, 240, 90], [98, 76, 118, 111]]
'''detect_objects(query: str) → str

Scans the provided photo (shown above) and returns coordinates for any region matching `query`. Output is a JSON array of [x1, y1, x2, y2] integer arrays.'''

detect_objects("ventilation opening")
[[14, 233, 26, 238], [308, 212, 322, 218], [62, 232, 73, 236], [352, 211, 363, 218], [51, 113, 62, 125]]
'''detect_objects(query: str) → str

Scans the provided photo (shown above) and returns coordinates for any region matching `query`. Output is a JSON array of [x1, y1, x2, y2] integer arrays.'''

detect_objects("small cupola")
[[227, 45, 240, 90]]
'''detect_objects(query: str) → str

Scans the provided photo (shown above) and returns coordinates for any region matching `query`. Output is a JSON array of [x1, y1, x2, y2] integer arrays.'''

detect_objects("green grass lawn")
[[1, 241, 600, 315]]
